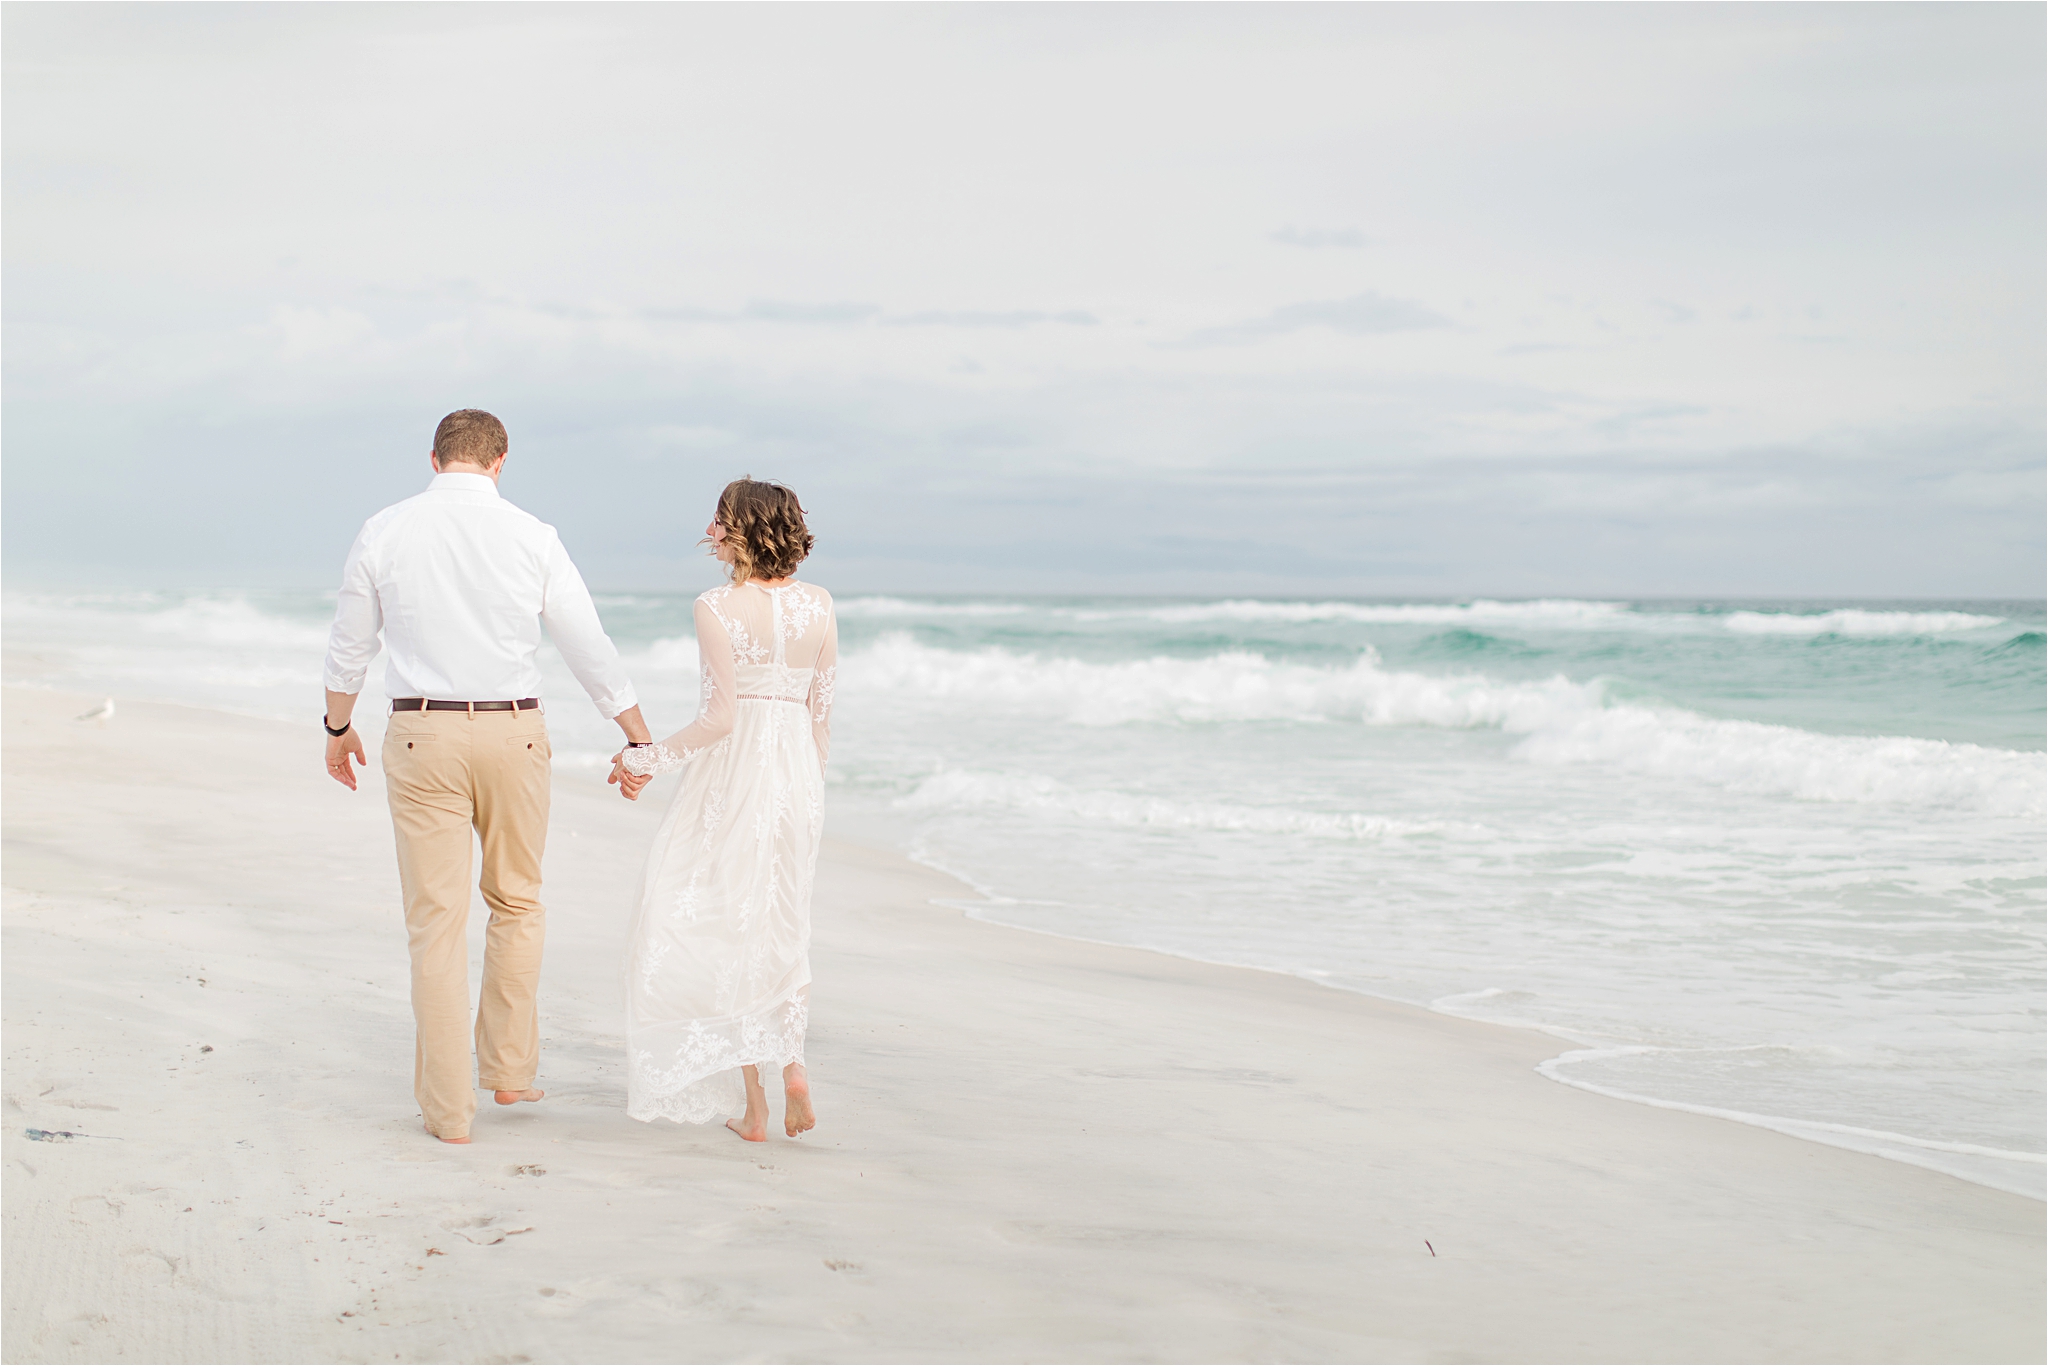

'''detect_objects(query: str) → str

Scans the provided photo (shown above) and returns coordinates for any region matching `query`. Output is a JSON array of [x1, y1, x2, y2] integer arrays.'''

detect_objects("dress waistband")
[[736, 693, 807, 706]]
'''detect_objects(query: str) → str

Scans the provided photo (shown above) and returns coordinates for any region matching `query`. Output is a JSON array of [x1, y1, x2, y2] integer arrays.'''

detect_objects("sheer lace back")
[[707, 580, 833, 700], [621, 580, 838, 777], [704, 581, 833, 668]]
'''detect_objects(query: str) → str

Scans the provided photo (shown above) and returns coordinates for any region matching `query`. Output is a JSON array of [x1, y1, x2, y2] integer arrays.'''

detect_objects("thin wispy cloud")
[[1271, 226, 1370, 249], [1590, 401, 1712, 438], [888, 310, 1099, 329], [1184, 292, 1453, 346], [743, 300, 879, 325], [633, 300, 882, 325], [634, 303, 1098, 330]]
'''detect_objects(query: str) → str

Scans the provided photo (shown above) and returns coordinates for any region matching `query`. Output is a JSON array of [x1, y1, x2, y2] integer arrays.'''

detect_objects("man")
[[321, 409, 653, 1144]]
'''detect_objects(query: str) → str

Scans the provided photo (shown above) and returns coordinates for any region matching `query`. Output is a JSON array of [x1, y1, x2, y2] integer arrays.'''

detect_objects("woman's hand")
[[608, 752, 652, 801]]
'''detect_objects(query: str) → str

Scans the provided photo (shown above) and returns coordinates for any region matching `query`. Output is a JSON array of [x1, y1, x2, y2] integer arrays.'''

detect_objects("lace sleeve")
[[624, 597, 738, 776], [807, 608, 838, 772], [620, 742, 686, 777]]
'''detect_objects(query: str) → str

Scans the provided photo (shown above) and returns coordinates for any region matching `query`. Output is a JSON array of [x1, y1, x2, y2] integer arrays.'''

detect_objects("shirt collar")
[[427, 472, 500, 496]]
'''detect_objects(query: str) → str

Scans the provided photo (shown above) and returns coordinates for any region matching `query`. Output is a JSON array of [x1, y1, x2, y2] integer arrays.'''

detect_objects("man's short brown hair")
[[432, 410, 508, 469]]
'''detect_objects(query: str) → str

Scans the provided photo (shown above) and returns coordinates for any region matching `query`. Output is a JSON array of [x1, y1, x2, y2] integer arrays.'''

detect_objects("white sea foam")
[[1535, 1046, 2046, 1198], [4, 593, 336, 650], [845, 635, 2045, 815], [838, 595, 2010, 637], [840, 595, 1641, 627], [635, 635, 702, 671], [40, 594, 2006, 656], [835, 596, 1030, 618], [1511, 696, 2043, 814], [1722, 608, 2004, 636], [134, 597, 335, 649], [1125, 598, 1639, 627], [896, 769, 1460, 840]]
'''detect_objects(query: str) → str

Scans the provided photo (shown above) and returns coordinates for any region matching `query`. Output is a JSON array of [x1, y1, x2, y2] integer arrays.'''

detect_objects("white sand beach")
[[3, 685, 2042, 1364]]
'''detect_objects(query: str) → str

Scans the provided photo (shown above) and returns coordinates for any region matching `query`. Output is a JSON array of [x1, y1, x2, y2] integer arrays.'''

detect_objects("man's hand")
[[608, 751, 652, 801], [324, 689, 364, 790], [327, 727, 367, 790]]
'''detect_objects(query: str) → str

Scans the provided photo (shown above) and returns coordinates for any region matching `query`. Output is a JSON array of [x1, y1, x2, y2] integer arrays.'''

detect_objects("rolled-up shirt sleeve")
[[322, 524, 383, 695], [539, 532, 638, 719]]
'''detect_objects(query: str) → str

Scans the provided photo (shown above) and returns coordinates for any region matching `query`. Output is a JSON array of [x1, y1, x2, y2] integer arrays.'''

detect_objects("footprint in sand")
[[442, 1215, 534, 1246]]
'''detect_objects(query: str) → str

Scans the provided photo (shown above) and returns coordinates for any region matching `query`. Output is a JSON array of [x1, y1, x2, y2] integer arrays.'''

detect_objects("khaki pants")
[[383, 707, 551, 1140]]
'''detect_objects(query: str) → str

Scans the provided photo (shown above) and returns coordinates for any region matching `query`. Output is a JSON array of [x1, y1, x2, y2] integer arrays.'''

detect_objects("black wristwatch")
[[624, 741, 652, 748], [323, 717, 352, 737]]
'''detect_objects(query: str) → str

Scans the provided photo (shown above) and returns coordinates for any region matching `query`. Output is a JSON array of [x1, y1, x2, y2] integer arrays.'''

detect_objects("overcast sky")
[[4, 3, 2041, 597]]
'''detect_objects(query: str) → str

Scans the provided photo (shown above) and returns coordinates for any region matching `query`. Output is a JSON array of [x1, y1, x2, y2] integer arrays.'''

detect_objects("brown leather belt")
[[390, 698, 541, 713]]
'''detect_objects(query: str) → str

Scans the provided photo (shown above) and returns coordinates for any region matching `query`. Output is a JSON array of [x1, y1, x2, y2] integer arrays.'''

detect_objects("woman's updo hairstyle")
[[712, 477, 814, 583]]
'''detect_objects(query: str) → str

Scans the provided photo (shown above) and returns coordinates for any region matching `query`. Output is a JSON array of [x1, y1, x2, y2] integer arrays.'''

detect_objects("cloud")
[[572, 302, 1102, 330], [264, 305, 376, 359], [2, 4, 2041, 596], [1589, 401, 1712, 438], [1271, 226, 1369, 249], [1184, 291, 1452, 345], [640, 300, 880, 325], [743, 300, 878, 324], [887, 310, 1099, 328]]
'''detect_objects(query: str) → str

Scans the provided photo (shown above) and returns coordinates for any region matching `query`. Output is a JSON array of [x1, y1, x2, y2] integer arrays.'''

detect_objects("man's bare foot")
[[782, 1062, 816, 1137], [727, 1065, 770, 1142], [426, 1123, 471, 1145], [493, 1088, 544, 1105]]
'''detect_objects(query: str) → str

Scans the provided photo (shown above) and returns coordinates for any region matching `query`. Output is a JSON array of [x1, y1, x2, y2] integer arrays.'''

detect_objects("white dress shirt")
[[322, 471, 638, 718]]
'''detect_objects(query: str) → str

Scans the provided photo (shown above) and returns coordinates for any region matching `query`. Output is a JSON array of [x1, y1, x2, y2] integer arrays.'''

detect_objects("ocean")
[[6, 588, 2043, 1196]]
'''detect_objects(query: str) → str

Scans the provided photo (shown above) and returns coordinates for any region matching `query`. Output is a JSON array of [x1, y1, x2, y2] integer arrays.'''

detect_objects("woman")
[[610, 479, 837, 1141]]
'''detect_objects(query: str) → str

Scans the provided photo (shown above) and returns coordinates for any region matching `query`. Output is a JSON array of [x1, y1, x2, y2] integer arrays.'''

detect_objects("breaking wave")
[[844, 635, 2044, 815], [1122, 598, 1638, 627], [1722, 608, 2004, 636], [835, 597, 1030, 618], [836, 596, 2009, 636]]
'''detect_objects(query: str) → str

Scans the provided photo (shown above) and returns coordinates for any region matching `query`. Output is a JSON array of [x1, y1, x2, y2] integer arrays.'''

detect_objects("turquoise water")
[[805, 597, 2045, 746], [6, 590, 2043, 1195]]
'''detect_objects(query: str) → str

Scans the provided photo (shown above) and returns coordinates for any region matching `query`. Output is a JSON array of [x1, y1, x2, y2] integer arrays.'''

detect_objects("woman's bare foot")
[[726, 1065, 770, 1142], [493, 1088, 544, 1106], [782, 1062, 816, 1137], [425, 1123, 471, 1145]]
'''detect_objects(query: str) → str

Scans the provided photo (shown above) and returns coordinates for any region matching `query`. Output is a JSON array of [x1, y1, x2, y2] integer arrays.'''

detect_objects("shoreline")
[[4, 686, 2043, 1362], [899, 844, 2048, 1202]]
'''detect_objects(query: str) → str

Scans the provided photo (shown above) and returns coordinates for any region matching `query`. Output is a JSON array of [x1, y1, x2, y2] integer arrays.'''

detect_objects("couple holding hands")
[[321, 409, 836, 1146]]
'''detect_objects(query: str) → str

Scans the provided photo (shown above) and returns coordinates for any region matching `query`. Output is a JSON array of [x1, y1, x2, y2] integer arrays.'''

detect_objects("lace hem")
[[626, 990, 808, 1126], [626, 1042, 807, 1124]]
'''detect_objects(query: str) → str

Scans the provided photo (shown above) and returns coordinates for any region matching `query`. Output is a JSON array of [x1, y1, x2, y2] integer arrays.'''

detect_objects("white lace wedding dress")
[[617, 580, 838, 1124]]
